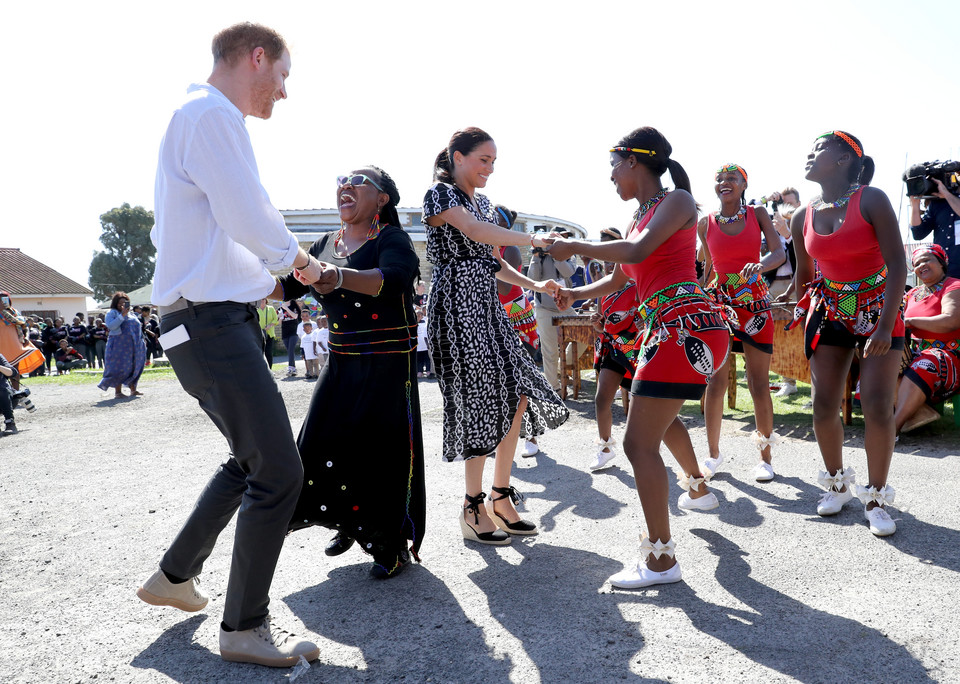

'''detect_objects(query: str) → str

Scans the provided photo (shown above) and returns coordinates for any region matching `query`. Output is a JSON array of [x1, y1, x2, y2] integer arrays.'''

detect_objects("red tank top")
[[706, 206, 762, 275], [903, 277, 960, 344], [621, 194, 698, 302], [497, 246, 523, 304], [803, 188, 883, 281]]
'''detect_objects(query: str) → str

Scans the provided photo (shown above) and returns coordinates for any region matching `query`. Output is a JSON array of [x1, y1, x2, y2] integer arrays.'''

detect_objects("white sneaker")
[[609, 560, 682, 589], [677, 491, 719, 511], [286, 366, 297, 377], [864, 507, 897, 536], [753, 461, 775, 482], [589, 446, 617, 471], [136, 568, 208, 612], [775, 383, 797, 397], [219, 617, 320, 668], [702, 453, 724, 478], [817, 488, 853, 516], [521, 439, 539, 458]]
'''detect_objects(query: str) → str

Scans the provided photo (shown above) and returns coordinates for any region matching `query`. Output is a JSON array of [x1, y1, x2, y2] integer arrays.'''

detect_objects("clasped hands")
[[294, 257, 342, 294]]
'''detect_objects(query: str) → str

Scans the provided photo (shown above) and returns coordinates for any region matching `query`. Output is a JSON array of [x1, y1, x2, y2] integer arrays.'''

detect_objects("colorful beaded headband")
[[912, 243, 949, 266], [716, 164, 748, 183], [818, 131, 862, 158], [610, 146, 657, 157]]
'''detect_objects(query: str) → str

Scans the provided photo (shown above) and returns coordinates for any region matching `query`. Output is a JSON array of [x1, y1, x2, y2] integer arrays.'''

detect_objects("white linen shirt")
[[151, 83, 299, 306]]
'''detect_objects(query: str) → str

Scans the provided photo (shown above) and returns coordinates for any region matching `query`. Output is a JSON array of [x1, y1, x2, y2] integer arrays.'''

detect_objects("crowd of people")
[[3, 21, 938, 672]]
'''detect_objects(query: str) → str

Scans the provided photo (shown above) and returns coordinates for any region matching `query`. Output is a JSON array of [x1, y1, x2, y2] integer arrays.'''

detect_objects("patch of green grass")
[[25, 366, 179, 386]]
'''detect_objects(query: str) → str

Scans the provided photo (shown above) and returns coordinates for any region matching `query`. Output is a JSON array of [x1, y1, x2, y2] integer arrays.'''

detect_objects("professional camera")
[[902, 160, 960, 197]]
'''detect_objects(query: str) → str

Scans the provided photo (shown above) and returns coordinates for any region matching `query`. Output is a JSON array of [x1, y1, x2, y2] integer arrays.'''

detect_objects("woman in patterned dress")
[[789, 131, 906, 536], [698, 164, 785, 482], [422, 127, 569, 546], [894, 244, 960, 432], [550, 126, 731, 589]]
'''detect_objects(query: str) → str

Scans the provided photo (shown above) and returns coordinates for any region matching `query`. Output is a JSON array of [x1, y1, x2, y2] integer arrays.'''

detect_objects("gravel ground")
[[1, 369, 958, 683]]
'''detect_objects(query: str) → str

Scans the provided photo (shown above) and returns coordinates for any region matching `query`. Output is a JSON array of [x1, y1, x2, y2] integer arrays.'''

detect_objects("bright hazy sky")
[[4, 1, 959, 293]]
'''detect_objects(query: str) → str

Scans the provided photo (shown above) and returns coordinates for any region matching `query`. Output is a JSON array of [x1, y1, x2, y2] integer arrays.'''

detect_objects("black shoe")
[[489, 486, 538, 535], [3, 421, 18, 436], [324, 532, 355, 557], [370, 549, 410, 579], [460, 492, 510, 545]]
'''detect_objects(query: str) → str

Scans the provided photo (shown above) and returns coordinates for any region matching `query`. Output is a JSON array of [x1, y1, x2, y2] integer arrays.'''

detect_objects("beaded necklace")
[[812, 184, 861, 211], [633, 188, 669, 222], [333, 215, 382, 257], [714, 206, 747, 225], [912, 275, 948, 302]]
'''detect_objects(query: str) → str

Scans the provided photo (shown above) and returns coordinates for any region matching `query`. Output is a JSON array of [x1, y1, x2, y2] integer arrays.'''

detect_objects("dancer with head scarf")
[[895, 244, 960, 433]]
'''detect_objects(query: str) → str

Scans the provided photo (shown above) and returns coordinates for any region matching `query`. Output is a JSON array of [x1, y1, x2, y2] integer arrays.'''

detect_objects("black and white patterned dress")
[[422, 182, 568, 462]]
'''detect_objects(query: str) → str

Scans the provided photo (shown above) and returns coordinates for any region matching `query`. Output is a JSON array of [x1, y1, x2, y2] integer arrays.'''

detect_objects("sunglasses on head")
[[336, 174, 384, 192]]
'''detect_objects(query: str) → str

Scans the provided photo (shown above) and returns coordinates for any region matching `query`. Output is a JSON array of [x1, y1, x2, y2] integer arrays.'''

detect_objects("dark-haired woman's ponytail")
[[667, 159, 692, 194], [858, 156, 875, 186], [434, 149, 453, 183]]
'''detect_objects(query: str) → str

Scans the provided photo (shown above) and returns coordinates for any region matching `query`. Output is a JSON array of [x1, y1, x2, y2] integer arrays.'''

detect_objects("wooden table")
[[553, 315, 597, 400]]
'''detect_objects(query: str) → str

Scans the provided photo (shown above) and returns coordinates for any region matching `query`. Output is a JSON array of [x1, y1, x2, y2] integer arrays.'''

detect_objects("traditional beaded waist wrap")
[[820, 266, 888, 320], [328, 323, 418, 355], [636, 281, 725, 346], [710, 272, 771, 314], [788, 265, 889, 330], [914, 337, 960, 357]]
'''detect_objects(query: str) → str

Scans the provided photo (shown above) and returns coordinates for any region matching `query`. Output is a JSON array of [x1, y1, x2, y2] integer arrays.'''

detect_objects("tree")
[[88, 203, 156, 302]]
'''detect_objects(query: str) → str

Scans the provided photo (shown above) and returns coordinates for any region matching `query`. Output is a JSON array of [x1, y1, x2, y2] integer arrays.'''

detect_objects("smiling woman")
[[422, 127, 568, 547], [280, 166, 426, 580], [697, 163, 785, 484]]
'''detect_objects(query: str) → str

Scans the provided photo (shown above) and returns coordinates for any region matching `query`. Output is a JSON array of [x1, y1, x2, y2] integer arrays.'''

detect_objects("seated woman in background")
[[895, 244, 960, 433]]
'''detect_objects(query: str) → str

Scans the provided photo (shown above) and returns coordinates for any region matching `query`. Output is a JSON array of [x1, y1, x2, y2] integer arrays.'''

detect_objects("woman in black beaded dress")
[[281, 166, 424, 579]]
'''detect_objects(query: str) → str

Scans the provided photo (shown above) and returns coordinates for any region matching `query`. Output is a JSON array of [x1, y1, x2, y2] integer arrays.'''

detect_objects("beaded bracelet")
[[374, 268, 384, 297]]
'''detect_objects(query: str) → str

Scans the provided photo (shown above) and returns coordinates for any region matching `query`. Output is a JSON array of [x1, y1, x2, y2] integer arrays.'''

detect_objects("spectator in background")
[[26, 319, 44, 376], [493, 203, 543, 457], [910, 178, 960, 279], [257, 299, 278, 368], [299, 321, 320, 379], [315, 315, 329, 371], [141, 306, 160, 362], [54, 338, 87, 373], [67, 316, 88, 364], [0, 352, 18, 435], [91, 318, 108, 369], [528, 227, 577, 390], [42, 317, 65, 374], [279, 299, 301, 376], [98, 291, 146, 397], [416, 308, 431, 377], [295, 308, 315, 338]]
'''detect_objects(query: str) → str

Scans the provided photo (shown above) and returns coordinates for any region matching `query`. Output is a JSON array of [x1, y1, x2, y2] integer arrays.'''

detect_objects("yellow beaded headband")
[[610, 147, 656, 157]]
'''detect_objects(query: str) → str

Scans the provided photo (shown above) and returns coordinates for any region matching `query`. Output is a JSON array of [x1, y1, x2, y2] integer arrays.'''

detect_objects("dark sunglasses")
[[336, 174, 384, 192]]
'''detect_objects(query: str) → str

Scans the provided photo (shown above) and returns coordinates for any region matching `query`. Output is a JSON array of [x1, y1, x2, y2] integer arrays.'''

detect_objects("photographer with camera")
[[908, 165, 960, 279], [527, 228, 578, 391]]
